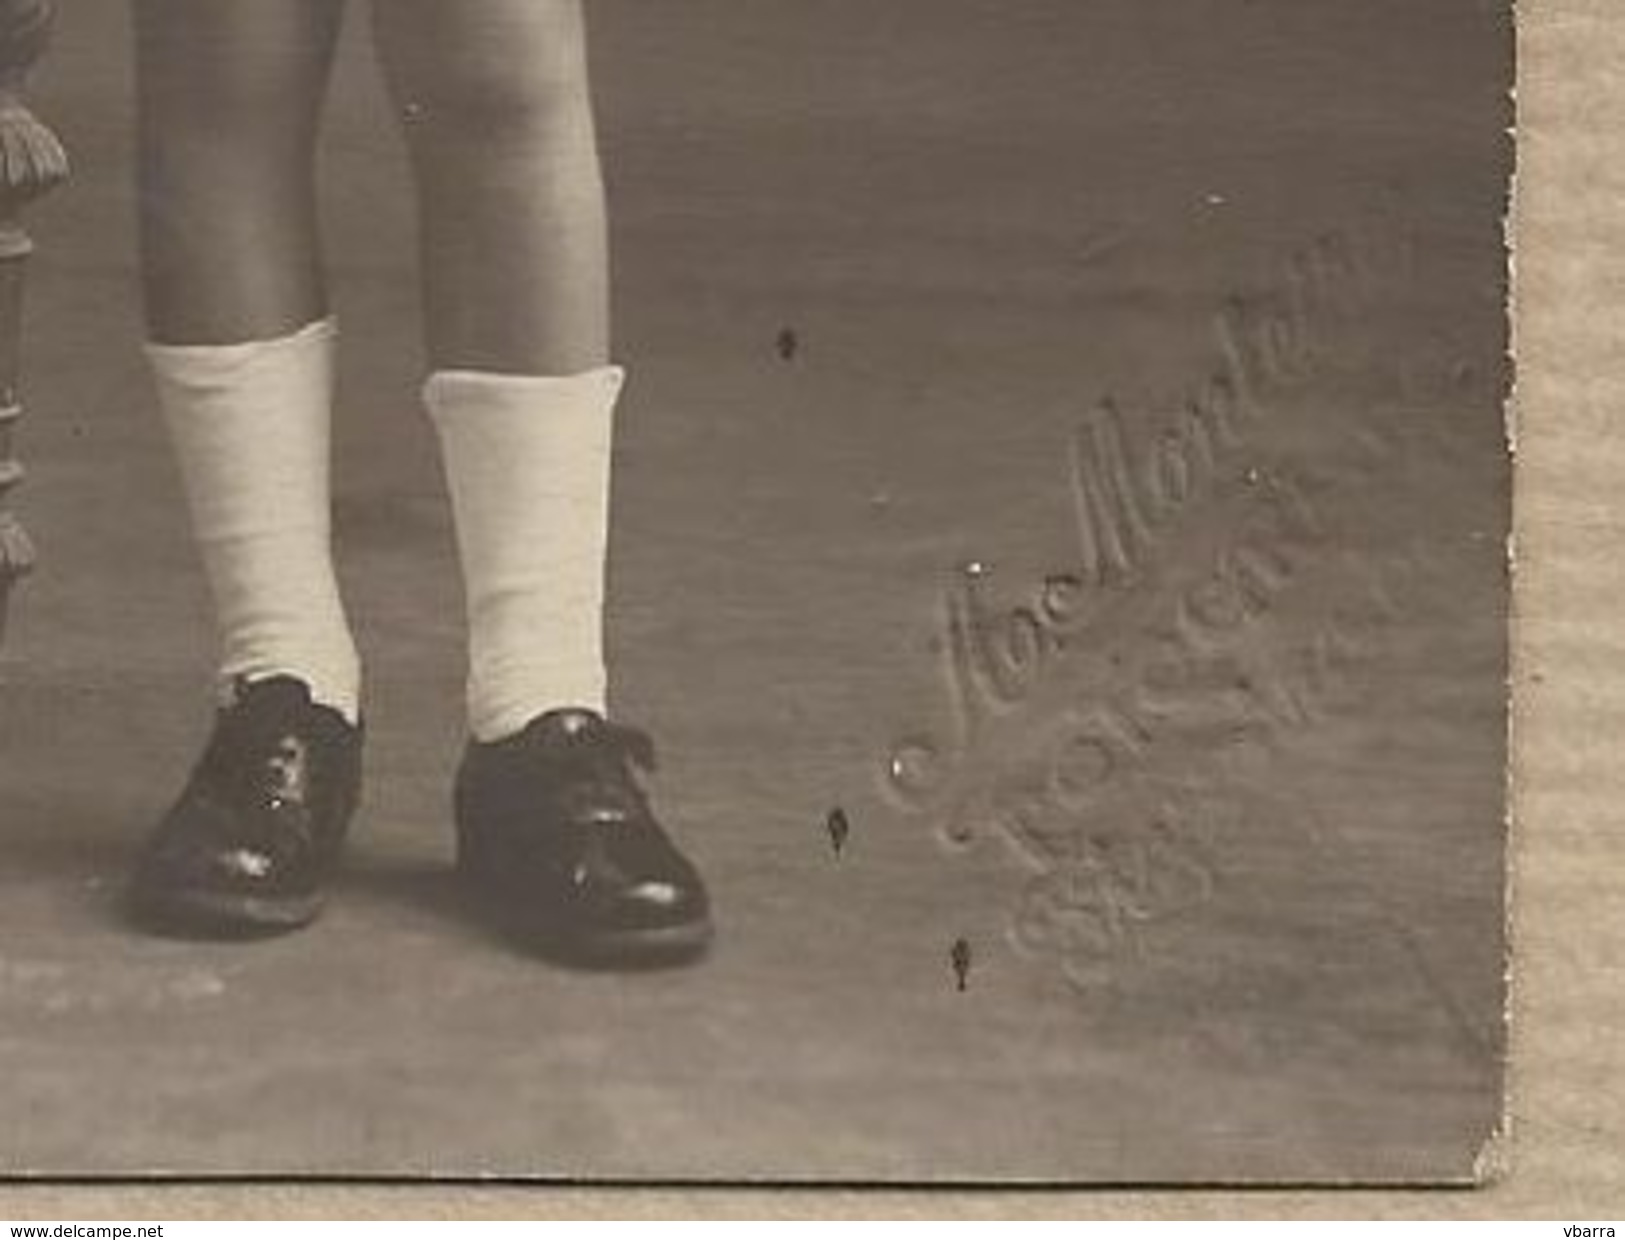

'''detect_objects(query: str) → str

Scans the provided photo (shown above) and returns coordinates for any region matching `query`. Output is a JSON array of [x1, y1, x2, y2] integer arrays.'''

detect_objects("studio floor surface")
[[0, 2, 1510, 1182]]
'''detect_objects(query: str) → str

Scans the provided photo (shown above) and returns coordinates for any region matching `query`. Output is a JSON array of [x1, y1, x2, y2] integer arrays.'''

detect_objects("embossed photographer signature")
[[881, 223, 1427, 989], [885, 228, 1384, 820]]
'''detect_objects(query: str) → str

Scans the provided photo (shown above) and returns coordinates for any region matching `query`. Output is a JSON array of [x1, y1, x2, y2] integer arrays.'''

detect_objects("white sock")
[[424, 365, 623, 742], [146, 318, 361, 722]]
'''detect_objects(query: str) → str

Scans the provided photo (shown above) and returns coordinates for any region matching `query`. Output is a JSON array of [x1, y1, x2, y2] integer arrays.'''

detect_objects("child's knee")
[[404, 43, 592, 145]]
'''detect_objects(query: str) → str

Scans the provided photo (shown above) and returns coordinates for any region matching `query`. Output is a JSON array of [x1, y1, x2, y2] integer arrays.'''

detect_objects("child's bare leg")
[[130, 0, 365, 937], [134, 0, 361, 719], [135, 0, 344, 344], [373, 1, 709, 960], [373, 0, 617, 734], [372, 0, 608, 374]]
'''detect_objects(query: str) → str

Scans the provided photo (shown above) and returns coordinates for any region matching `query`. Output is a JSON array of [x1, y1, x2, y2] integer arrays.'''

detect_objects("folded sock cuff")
[[422, 364, 625, 415], [145, 317, 338, 371]]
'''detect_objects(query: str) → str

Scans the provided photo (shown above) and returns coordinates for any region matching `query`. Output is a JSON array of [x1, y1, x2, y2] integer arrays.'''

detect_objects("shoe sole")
[[458, 867, 714, 969], [127, 885, 324, 939], [549, 916, 716, 969], [509, 921, 715, 970]]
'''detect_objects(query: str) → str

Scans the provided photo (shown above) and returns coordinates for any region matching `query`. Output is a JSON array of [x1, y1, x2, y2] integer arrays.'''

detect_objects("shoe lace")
[[603, 721, 658, 774], [516, 714, 660, 821], [197, 687, 319, 822]]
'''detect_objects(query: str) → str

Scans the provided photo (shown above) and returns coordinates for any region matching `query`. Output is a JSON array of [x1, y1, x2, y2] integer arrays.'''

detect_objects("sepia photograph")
[[0, 0, 1510, 1183]]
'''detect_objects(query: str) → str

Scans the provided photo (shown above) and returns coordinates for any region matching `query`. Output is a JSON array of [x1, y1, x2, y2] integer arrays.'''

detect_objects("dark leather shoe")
[[455, 708, 712, 965], [128, 676, 362, 936]]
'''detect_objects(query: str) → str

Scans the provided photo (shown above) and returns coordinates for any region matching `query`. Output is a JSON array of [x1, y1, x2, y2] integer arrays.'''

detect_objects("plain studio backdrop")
[[0, 1, 1509, 1181]]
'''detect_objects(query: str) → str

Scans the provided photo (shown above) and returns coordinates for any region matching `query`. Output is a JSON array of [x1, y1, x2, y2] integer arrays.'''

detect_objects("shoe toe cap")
[[615, 873, 709, 926], [626, 878, 686, 909]]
